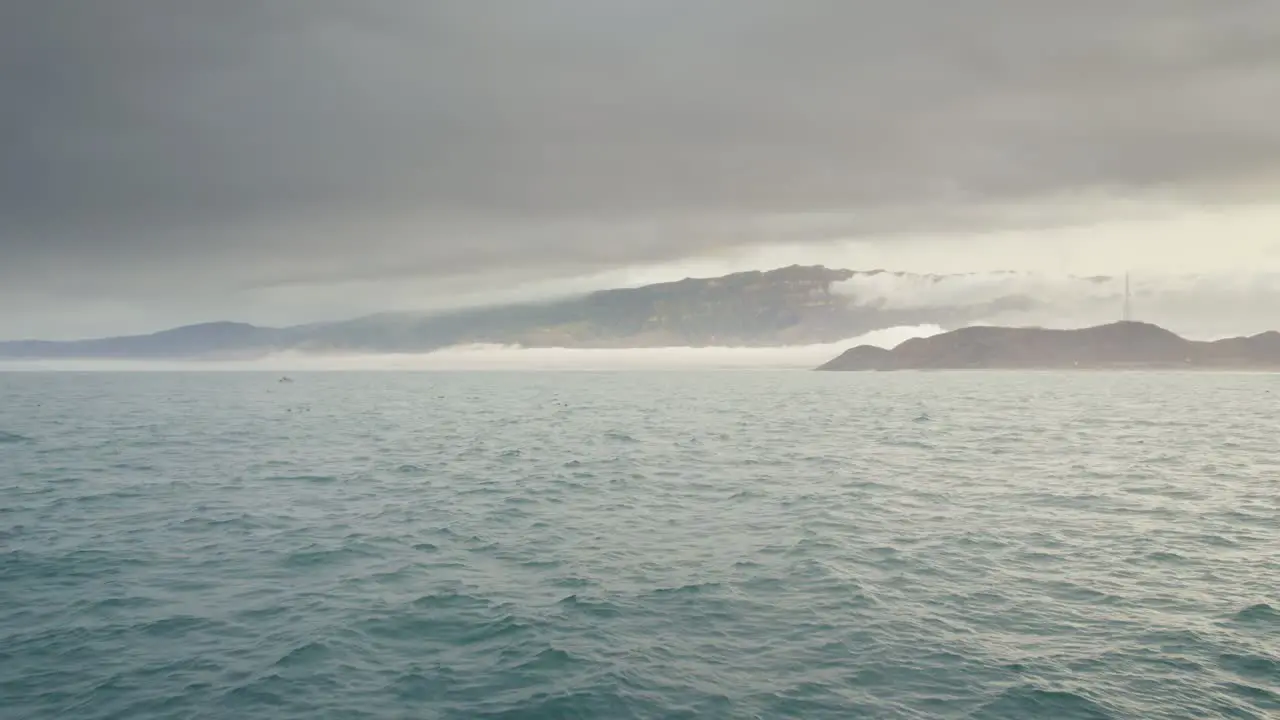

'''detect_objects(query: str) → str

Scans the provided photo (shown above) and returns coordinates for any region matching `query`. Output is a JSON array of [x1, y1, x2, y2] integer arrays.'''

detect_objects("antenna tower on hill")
[[1122, 271, 1131, 322]]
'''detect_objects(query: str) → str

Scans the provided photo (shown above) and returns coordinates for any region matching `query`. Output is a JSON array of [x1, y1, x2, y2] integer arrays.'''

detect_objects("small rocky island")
[[816, 321, 1280, 371]]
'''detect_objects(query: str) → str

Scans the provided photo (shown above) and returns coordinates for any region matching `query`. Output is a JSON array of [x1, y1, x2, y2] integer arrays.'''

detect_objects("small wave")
[[138, 615, 223, 638], [267, 474, 340, 484], [648, 582, 722, 597], [1143, 551, 1189, 564], [971, 685, 1115, 719], [273, 641, 332, 668], [1197, 534, 1240, 548], [557, 594, 623, 618], [878, 438, 935, 450], [1230, 603, 1279, 625], [471, 684, 655, 719], [552, 576, 594, 589], [388, 669, 456, 703], [283, 544, 372, 567], [410, 591, 491, 611], [176, 514, 261, 532], [1137, 453, 1183, 465], [363, 608, 529, 649], [510, 647, 578, 673], [1219, 682, 1280, 710], [1219, 653, 1280, 683], [0, 430, 31, 443], [89, 595, 161, 614]]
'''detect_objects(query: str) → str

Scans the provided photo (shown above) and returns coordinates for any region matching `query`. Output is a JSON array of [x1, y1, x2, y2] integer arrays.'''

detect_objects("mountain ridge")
[[2, 265, 1056, 359]]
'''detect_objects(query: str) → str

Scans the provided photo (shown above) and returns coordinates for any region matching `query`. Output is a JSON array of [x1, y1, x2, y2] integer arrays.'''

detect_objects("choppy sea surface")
[[1, 370, 1277, 719]]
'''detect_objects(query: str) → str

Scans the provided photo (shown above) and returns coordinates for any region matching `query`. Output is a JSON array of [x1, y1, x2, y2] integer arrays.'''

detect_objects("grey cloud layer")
[[3, 1, 1280, 302]]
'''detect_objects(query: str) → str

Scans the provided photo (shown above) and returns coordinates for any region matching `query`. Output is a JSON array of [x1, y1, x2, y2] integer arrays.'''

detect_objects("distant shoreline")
[[817, 321, 1280, 372]]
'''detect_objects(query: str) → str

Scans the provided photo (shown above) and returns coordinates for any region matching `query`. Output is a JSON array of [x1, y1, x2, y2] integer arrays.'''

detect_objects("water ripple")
[[1, 370, 1278, 718]]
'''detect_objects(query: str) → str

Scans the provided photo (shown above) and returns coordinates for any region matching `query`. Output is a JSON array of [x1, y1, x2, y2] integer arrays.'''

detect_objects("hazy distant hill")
[[0, 322, 286, 360], [1, 265, 1045, 359], [816, 321, 1280, 371]]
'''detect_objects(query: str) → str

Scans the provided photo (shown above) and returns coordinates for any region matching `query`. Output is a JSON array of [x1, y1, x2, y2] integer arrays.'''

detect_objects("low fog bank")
[[832, 271, 1280, 341], [0, 325, 944, 372]]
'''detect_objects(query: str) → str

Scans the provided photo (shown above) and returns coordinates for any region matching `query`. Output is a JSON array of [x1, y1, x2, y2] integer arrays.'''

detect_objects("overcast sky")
[[4, 1, 1280, 339]]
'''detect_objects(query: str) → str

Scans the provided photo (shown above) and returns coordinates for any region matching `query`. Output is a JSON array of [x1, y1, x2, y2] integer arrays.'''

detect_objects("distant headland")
[[816, 321, 1280, 371], [0, 265, 1040, 359]]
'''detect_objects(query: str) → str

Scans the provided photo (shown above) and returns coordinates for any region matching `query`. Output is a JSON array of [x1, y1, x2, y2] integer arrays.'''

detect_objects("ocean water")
[[1, 370, 1277, 719]]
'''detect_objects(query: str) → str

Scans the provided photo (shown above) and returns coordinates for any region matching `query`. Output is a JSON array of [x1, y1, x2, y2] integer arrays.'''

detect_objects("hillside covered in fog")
[[0, 264, 1272, 359]]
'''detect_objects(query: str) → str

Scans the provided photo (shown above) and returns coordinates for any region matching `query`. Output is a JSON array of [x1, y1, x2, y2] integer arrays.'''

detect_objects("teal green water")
[[1, 370, 1277, 719]]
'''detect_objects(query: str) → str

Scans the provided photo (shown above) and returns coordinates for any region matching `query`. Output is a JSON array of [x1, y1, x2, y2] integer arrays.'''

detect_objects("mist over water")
[[0, 325, 945, 372], [831, 270, 1280, 340]]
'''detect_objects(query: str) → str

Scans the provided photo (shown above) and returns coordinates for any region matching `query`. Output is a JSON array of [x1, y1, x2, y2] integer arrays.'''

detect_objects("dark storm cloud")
[[2, 0, 1280, 313]]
